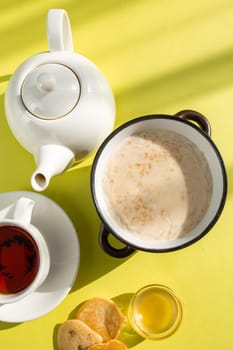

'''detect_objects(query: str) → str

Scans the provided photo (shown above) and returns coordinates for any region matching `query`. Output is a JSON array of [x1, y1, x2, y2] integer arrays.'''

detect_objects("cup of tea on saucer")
[[128, 284, 182, 340], [0, 191, 80, 323], [0, 197, 50, 304]]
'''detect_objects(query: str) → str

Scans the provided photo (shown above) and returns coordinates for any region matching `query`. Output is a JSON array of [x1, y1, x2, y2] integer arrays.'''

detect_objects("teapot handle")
[[47, 9, 73, 52]]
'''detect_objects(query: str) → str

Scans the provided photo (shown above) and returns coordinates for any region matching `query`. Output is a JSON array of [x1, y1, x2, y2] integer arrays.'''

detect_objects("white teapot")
[[5, 9, 115, 191]]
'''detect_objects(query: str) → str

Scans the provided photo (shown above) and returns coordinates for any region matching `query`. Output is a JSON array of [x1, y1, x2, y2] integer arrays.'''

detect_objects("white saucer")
[[0, 191, 80, 322]]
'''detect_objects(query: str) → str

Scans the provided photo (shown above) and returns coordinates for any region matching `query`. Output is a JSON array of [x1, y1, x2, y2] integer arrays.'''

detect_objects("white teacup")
[[91, 110, 227, 257], [0, 197, 50, 303]]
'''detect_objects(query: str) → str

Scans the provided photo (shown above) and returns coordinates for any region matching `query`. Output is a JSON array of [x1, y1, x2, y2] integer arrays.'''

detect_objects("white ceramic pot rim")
[[91, 113, 227, 257]]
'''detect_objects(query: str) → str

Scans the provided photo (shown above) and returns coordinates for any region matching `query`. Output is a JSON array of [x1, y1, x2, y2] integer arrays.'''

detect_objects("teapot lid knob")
[[37, 73, 56, 93], [21, 63, 80, 120]]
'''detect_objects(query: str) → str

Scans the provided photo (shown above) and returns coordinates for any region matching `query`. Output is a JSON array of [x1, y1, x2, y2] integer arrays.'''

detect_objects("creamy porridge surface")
[[102, 130, 212, 241]]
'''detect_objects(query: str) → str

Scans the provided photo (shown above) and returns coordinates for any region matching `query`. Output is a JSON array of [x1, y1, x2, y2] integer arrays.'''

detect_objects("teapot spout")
[[31, 145, 74, 191]]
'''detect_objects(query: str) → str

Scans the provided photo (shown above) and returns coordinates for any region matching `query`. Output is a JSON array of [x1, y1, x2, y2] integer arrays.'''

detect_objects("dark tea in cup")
[[0, 225, 39, 294]]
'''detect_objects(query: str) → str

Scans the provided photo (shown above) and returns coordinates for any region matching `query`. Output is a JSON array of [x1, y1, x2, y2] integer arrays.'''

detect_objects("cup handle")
[[47, 9, 73, 52], [174, 109, 211, 137], [99, 224, 135, 258], [13, 197, 35, 224]]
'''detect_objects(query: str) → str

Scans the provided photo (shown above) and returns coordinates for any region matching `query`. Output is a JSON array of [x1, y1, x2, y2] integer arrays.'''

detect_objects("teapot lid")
[[21, 63, 80, 119], [21, 9, 80, 120]]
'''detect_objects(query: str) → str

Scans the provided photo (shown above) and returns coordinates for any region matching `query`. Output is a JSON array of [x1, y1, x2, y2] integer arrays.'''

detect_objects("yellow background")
[[0, 0, 233, 349]]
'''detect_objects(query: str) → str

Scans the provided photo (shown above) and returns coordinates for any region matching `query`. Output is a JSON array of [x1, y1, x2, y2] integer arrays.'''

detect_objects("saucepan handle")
[[99, 224, 135, 258], [174, 109, 211, 137]]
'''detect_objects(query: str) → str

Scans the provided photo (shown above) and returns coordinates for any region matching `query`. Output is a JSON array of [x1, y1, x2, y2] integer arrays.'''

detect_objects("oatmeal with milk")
[[102, 130, 212, 241]]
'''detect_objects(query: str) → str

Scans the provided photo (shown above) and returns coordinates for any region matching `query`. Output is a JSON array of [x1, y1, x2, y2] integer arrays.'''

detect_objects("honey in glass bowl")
[[128, 284, 182, 340]]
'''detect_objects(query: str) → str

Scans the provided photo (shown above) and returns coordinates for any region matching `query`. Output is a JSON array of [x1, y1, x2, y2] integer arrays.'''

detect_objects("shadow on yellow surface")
[[45, 165, 134, 293], [0, 320, 21, 331], [0, 75, 11, 83], [112, 293, 144, 348], [115, 46, 233, 124], [53, 323, 61, 350], [0, 93, 35, 192], [226, 163, 233, 197], [0, 0, 141, 65]]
